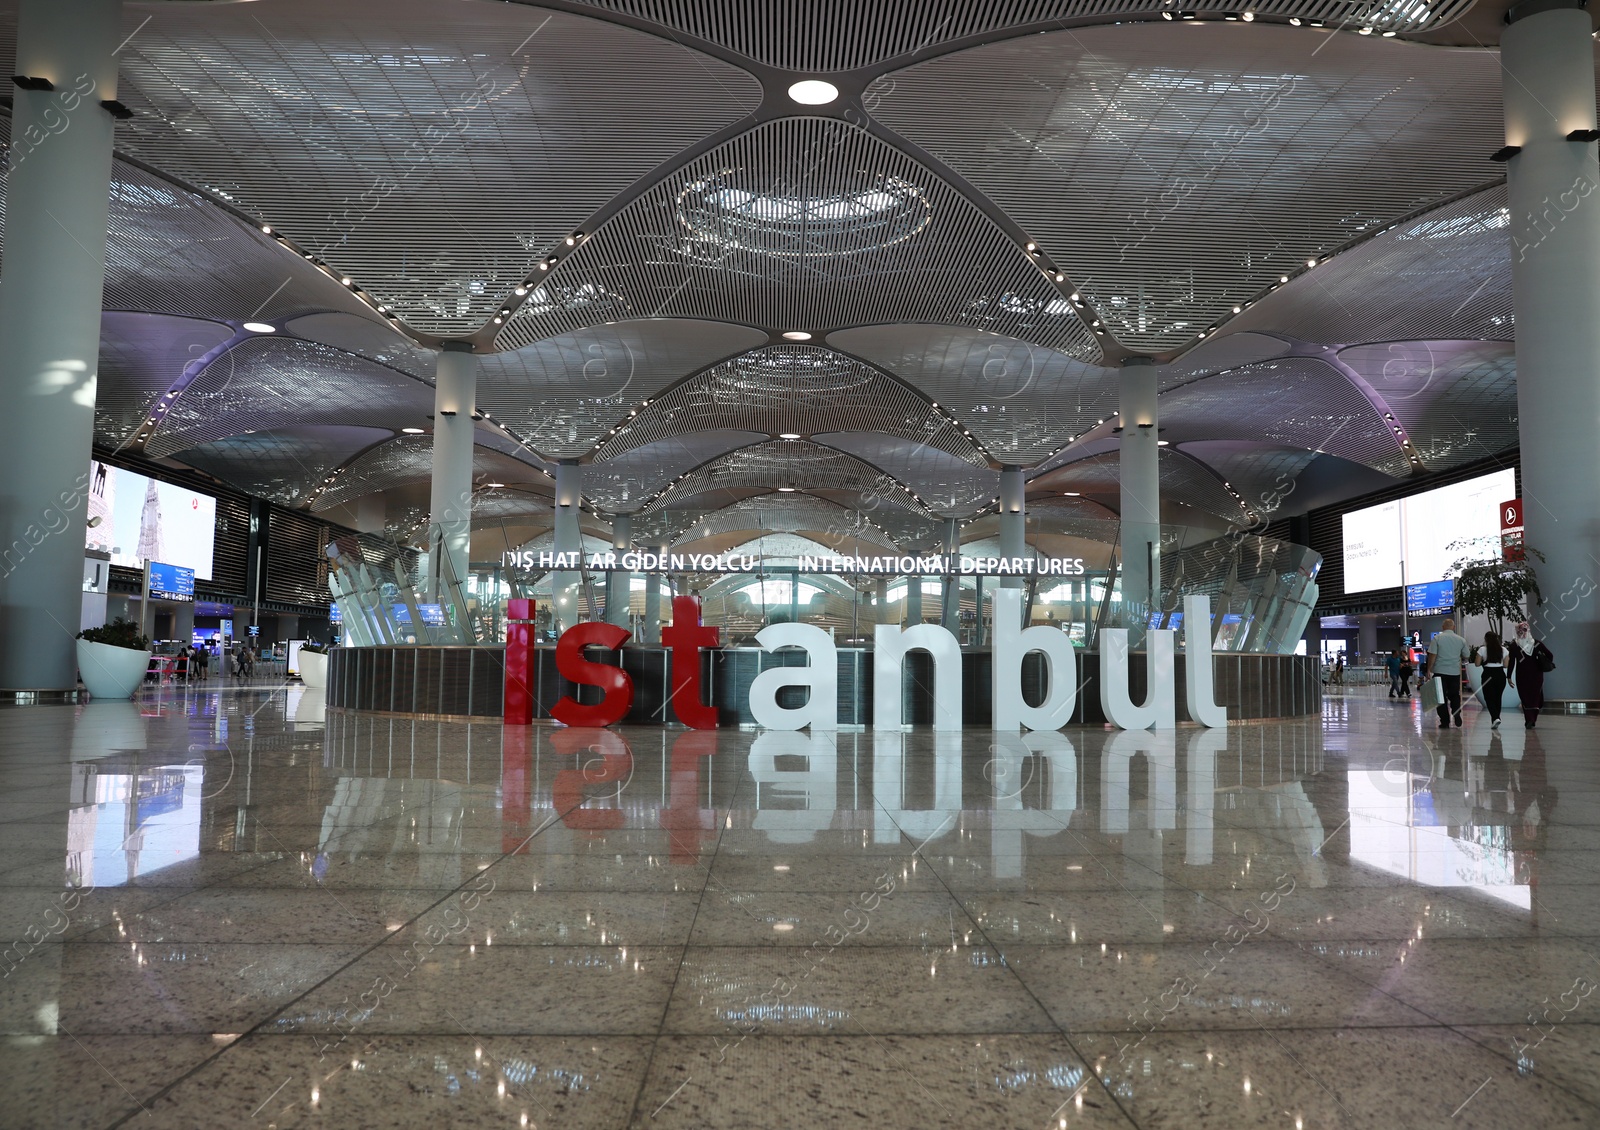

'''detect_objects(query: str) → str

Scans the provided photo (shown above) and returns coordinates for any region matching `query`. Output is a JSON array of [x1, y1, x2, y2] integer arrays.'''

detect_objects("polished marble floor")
[[3, 680, 1599, 1128]]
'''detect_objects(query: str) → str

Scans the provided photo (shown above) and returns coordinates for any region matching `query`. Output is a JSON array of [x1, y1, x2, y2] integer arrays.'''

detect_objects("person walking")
[[1425, 618, 1470, 728], [1386, 649, 1403, 698], [1399, 648, 1415, 697], [1474, 630, 1509, 729], [1509, 620, 1551, 729]]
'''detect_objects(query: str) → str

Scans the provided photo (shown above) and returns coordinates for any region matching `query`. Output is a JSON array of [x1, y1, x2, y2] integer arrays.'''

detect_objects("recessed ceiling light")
[[777, 486, 797, 492], [1063, 491, 1081, 496], [779, 433, 801, 440], [242, 322, 275, 333], [402, 427, 425, 434], [781, 330, 812, 341], [485, 482, 504, 488], [1158, 439, 1170, 446], [787, 79, 839, 105]]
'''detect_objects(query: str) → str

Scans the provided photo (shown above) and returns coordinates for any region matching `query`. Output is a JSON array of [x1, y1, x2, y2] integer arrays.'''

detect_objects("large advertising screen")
[[1341, 468, 1515, 595], [86, 461, 216, 580]]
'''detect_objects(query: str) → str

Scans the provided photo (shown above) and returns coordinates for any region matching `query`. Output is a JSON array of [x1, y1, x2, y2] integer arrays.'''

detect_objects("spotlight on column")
[[11, 75, 53, 90], [1490, 146, 1522, 162], [1567, 129, 1600, 142], [100, 100, 134, 120]]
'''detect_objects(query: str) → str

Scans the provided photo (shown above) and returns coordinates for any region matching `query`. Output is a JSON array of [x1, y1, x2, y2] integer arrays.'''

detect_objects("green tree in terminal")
[[1448, 541, 1544, 639]]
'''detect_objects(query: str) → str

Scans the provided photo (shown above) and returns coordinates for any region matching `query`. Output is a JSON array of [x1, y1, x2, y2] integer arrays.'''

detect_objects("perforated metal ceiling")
[[477, 321, 768, 458], [0, 0, 1529, 545], [871, 25, 1504, 354], [172, 426, 395, 507], [111, 0, 760, 337], [495, 118, 1100, 359], [311, 435, 553, 513], [644, 439, 927, 515], [588, 345, 984, 467], [557, 0, 1471, 71], [829, 325, 1118, 463], [147, 336, 436, 457]]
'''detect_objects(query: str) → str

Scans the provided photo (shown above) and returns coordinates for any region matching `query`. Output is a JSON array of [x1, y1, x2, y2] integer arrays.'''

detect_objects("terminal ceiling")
[[3, 0, 1551, 553]]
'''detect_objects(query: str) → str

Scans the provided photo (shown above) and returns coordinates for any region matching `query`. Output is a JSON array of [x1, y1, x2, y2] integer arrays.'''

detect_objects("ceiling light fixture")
[[788, 79, 839, 105], [779, 432, 801, 440], [1289, 16, 1302, 25], [781, 331, 812, 341], [242, 321, 275, 333], [1242, 10, 1255, 19], [402, 427, 425, 434]]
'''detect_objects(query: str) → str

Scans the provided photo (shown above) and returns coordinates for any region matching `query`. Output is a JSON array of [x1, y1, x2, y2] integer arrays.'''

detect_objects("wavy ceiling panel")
[[829, 324, 1118, 462], [589, 345, 983, 466], [1222, 185, 1514, 347], [112, 0, 761, 336], [586, 430, 768, 513], [171, 425, 394, 507], [310, 435, 553, 512], [872, 26, 1503, 353], [643, 439, 927, 516], [148, 335, 435, 456], [495, 118, 1100, 360], [95, 313, 235, 449], [476, 321, 768, 459], [561, 0, 1471, 70], [1338, 339, 1518, 475]]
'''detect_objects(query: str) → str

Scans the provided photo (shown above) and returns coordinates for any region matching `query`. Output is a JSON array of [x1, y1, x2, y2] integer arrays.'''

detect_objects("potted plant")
[[1448, 543, 1544, 639], [76, 618, 152, 700], [298, 640, 330, 690]]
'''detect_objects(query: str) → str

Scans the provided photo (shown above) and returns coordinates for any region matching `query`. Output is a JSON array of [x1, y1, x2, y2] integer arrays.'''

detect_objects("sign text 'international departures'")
[[504, 593, 1228, 734], [499, 550, 1088, 577]]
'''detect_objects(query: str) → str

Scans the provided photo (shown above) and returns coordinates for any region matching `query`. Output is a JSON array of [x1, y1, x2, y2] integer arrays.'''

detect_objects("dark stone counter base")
[[327, 647, 1320, 724]]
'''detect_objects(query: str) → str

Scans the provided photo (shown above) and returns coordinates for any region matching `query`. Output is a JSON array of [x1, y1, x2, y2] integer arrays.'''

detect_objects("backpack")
[[1535, 642, 1556, 673]]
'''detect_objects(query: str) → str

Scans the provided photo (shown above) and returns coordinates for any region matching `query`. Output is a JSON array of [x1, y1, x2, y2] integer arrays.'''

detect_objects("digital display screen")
[[148, 561, 195, 602], [1406, 578, 1455, 616], [87, 461, 216, 579], [417, 603, 446, 626], [1341, 469, 1515, 594], [328, 603, 342, 624]]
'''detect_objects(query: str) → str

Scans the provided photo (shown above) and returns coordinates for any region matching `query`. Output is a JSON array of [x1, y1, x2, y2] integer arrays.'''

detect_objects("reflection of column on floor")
[[872, 731, 961, 845], [748, 730, 838, 843], [1184, 729, 1224, 867]]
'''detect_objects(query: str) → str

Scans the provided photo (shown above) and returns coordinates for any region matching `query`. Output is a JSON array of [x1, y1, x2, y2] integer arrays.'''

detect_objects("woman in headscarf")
[[1509, 620, 1545, 729]]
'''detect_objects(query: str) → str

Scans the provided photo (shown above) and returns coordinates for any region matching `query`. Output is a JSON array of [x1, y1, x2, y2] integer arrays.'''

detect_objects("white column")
[[1502, 3, 1600, 698], [553, 459, 582, 630], [999, 466, 1025, 591], [940, 517, 960, 629], [643, 552, 663, 644], [429, 344, 476, 599], [0, 0, 121, 691], [606, 512, 632, 628], [1120, 356, 1161, 646]]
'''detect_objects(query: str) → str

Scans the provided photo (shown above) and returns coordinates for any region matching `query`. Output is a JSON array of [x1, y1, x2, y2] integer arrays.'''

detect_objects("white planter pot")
[[76, 639, 151, 701], [299, 649, 328, 690]]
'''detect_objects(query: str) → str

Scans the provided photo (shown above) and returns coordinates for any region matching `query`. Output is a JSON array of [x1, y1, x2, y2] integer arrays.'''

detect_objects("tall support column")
[[906, 572, 923, 626], [1502, 2, 1600, 698], [999, 465, 1026, 604], [605, 512, 632, 628], [940, 517, 961, 630], [429, 343, 477, 601], [1119, 357, 1161, 646], [0, 0, 121, 690], [552, 459, 582, 631], [643, 550, 663, 644]]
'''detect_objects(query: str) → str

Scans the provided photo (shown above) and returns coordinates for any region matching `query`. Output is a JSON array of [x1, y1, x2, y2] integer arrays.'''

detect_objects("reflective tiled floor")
[[4, 682, 1600, 1127]]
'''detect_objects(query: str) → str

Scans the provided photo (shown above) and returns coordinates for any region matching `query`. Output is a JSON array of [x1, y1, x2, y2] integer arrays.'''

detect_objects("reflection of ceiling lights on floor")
[[675, 171, 931, 260]]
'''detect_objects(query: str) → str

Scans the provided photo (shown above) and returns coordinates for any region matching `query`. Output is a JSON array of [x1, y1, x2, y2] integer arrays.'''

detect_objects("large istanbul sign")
[[505, 591, 1228, 734]]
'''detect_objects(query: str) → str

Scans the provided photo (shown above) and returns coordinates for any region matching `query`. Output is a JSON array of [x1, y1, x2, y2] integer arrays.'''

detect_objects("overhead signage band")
[[501, 550, 1088, 577]]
